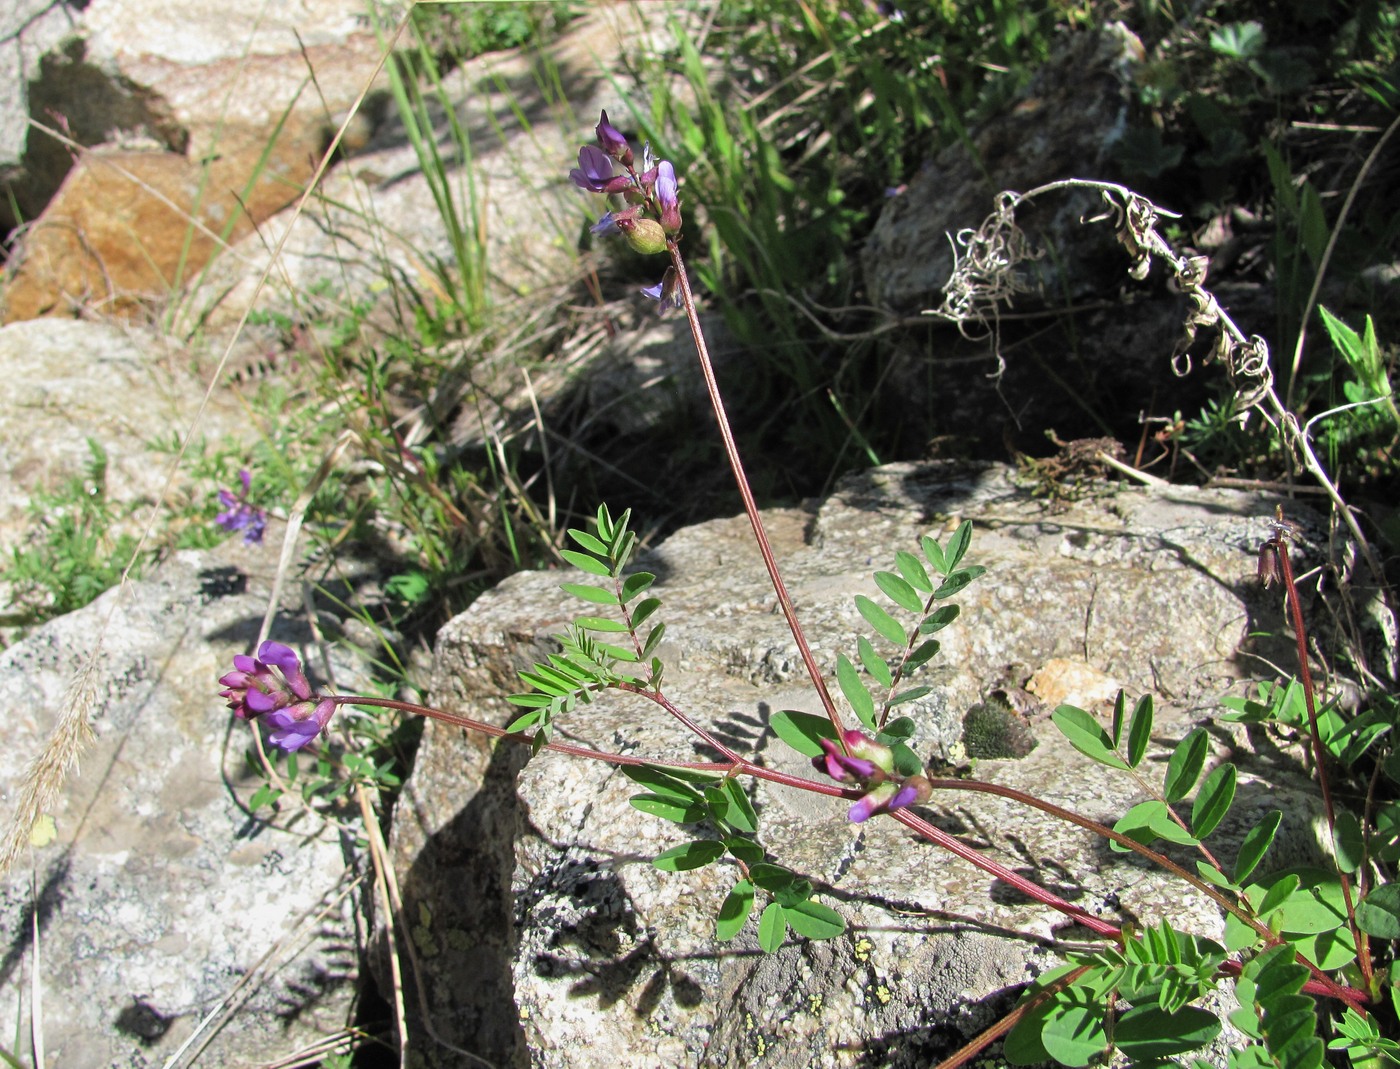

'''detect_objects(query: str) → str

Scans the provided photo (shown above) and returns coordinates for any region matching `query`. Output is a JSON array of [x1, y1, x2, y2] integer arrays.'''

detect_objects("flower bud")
[[616, 216, 667, 256], [595, 110, 633, 166], [656, 161, 681, 235]]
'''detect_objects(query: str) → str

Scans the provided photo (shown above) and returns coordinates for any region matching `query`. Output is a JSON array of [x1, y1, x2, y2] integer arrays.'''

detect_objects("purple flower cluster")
[[219, 640, 337, 752], [215, 469, 267, 545], [813, 729, 932, 823], [569, 111, 684, 311]]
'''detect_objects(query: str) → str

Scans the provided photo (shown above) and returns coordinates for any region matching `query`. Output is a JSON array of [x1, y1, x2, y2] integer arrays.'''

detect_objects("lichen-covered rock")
[[392, 462, 1328, 1067]]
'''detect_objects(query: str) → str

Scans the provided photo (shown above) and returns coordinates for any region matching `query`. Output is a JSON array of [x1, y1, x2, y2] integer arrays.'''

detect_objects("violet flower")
[[568, 145, 616, 192], [219, 640, 337, 752], [656, 160, 681, 234], [215, 469, 267, 545], [642, 267, 681, 312]]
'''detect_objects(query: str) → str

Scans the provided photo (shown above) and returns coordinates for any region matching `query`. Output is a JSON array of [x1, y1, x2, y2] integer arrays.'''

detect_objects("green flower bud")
[[619, 217, 667, 256]]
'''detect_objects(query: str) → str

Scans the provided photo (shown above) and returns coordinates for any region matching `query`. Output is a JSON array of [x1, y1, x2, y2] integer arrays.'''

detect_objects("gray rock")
[[0, 539, 362, 1067], [390, 462, 1324, 1066], [0, 0, 81, 178]]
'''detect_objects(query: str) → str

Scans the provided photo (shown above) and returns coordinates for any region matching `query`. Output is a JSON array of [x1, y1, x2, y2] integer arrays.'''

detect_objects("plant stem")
[[1270, 527, 1372, 989], [667, 239, 846, 737]]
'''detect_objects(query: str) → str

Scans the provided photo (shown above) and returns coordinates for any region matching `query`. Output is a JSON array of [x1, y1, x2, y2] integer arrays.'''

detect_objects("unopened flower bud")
[[656, 161, 681, 234], [616, 215, 667, 256], [595, 110, 633, 166]]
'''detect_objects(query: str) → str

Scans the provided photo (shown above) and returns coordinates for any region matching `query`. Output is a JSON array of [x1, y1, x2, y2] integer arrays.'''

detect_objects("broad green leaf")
[[703, 786, 730, 825], [933, 566, 985, 600], [770, 709, 838, 757], [880, 716, 917, 741], [857, 636, 893, 688], [560, 582, 617, 605], [724, 837, 764, 867], [784, 898, 845, 939], [716, 879, 754, 941], [890, 685, 931, 706], [837, 654, 877, 731], [630, 597, 661, 627], [749, 864, 795, 893], [630, 794, 707, 824], [1111, 800, 1199, 852], [575, 616, 628, 633], [944, 520, 973, 571], [1191, 761, 1235, 838], [620, 765, 703, 802], [1110, 690, 1127, 748], [774, 877, 815, 908], [757, 902, 787, 953], [1040, 996, 1109, 1067], [1126, 693, 1154, 769], [560, 549, 611, 576], [1355, 884, 1400, 939], [720, 778, 758, 834], [652, 839, 726, 871], [1374, 801, 1400, 862], [1234, 810, 1282, 883], [920, 534, 947, 576], [919, 604, 959, 634], [1196, 860, 1237, 890], [640, 622, 665, 659], [856, 595, 907, 646], [567, 528, 608, 555], [1246, 867, 1347, 934], [1164, 727, 1209, 803], [895, 550, 932, 594], [906, 639, 941, 668], [1257, 873, 1302, 921], [875, 571, 923, 613], [890, 741, 923, 777], [619, 571, 655, 602], [1331, 810, 1365, 875], [1051, 705, 1130, 770], [1116, 1005, 1221, 1061]]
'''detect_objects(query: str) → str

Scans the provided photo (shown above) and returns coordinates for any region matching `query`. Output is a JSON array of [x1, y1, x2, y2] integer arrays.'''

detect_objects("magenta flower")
[[219, 640, 337, 751], [811, 729, 931, 822], [215, 469, 267, 544]]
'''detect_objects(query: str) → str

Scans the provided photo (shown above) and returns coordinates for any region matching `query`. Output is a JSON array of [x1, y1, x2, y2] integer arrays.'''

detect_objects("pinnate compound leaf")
[[1353, 884, 1400, 939], [783, 898, 845, 939], [837, 653, 877, 731], [895, 550, 932, 593], [1164, 727, 1210, 803], [630, 794, 707, 824], [1116, 1005, 1221, 1061], [770, 709, 837, 757], [1191, 761, 1236, 838], [1234, 810, 1282, 884], [1126, 693, 1154, 769], [757, 902, 787, 953], [715, 879, 754, 941], [875, 571, 923, 612], [560, 549, 611, 576], [1052, 705, 1130, 770], [560, 582, 617, 605], [652, 839, 725, 871], [1111, 799, 1199, 852], [856, 595, 907, 646]]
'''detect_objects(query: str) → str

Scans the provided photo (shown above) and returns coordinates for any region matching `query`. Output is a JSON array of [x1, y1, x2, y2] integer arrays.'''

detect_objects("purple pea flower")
[[641, 267, 681, 312], [219, 640, 337, 751], [811, 728, 931, 823], [656, 160, 681, 234], [215, 469, 267, 545], [569, 145, 616, 192], [595, 109, 633, 166]]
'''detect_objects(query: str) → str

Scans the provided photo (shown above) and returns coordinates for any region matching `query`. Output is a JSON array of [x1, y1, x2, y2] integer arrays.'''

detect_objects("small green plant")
[[1, 440, 148, 627]]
